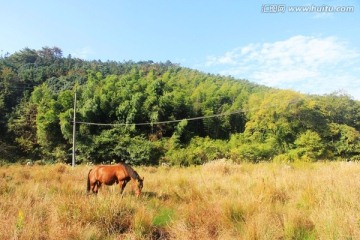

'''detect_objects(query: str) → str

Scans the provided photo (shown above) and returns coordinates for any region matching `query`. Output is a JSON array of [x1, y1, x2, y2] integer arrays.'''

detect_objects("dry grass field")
[[1, 160, 360, 239]]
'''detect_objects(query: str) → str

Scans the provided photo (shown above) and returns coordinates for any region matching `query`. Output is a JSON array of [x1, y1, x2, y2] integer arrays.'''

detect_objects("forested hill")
[[1, 47, 359, 165]]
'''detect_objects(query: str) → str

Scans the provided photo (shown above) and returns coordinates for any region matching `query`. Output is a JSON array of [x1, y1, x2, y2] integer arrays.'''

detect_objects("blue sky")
[[1, 0, 359, 99]]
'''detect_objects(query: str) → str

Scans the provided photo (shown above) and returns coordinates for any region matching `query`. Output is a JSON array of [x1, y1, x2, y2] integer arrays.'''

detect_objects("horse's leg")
[[118, 181, 123, 196], [93, 181, 101, 194], [120, 180, 129, 196], [89, 180, 96, 194], [92, 182, 97, 194], [97, 181, 102, 194]]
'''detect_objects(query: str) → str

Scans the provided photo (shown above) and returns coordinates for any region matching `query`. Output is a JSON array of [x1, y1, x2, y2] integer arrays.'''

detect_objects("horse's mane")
[[119, 162, 141, 181]]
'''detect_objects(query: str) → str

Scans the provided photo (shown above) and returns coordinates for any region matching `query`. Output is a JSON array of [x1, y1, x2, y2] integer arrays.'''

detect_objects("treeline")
[[1, 47, 359, 165]]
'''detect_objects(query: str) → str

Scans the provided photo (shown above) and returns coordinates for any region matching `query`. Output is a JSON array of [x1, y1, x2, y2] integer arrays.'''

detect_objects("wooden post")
[[72, 85, 77, 167]]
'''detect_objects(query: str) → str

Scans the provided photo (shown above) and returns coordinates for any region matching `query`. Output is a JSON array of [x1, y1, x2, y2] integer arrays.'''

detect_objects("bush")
[[163, 137, 228, 166], [0, 141, 19, 163], [230, 142, 276, 163], [294, 130, 324, 159], [273, 154, 291, 163], [78, 129, 161, 165]]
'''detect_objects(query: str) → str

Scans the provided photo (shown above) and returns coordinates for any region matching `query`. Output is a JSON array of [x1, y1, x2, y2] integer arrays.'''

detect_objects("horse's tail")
[[87, 169, 92, 192]]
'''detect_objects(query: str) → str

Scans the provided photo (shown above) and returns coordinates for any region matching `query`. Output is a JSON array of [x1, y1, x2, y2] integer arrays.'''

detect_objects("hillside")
[[1, 47, 359, 164]]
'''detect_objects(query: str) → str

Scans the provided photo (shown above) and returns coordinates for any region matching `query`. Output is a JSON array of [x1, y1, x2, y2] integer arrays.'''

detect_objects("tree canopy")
[[1, 47, 359, 165]]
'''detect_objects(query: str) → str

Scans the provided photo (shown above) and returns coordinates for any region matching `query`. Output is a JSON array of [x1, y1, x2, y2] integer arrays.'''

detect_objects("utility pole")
[[72, 84, 77, 167]]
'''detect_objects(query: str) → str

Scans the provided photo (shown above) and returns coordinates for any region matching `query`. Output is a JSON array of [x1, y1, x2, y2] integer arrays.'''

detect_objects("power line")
[[0, 86, 35, 90], [72, 98, 304, 127], [74, 109, 245, 127]]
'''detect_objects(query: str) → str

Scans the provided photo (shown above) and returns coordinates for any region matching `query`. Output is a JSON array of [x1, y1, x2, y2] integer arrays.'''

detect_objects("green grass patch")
[[152, 207, 175, 227]]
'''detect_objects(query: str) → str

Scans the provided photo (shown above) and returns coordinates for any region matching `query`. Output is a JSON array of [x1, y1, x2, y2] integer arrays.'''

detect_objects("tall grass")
[[1, 161, 360, 239]]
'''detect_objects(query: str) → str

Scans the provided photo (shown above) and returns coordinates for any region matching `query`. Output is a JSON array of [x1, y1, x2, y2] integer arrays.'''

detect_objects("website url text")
[[261, 4, 355, 13]]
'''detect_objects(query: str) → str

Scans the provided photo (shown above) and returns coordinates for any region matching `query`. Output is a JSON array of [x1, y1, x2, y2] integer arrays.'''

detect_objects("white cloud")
[[71, 47, 95, 60], [204, 35, 360, 99], [206, 48, 240, 66]]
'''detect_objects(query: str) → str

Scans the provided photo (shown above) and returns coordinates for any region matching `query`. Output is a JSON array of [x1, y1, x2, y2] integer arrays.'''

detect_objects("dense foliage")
[[1, 47, 359, 165]]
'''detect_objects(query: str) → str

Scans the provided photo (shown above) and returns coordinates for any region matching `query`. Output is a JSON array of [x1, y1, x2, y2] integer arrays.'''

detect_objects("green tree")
[[327, 123, 360, 159], [292, 130, 325, 160], [8, 100, 39, 157]]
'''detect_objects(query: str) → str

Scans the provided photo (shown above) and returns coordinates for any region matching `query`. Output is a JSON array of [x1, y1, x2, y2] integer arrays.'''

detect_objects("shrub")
[[294, 130, 324, 159], [164, 137, 228, 166], [273, 154, 291, 163], [230, 142, 276, 162], [78, 129, 161, 165]]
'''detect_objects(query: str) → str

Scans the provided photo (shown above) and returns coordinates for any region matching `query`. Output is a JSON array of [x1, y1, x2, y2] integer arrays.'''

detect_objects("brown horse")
[[87, 163, 144, 197]]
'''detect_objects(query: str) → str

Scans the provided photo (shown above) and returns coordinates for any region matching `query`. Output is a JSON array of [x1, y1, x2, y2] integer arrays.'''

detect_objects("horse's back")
[[92, 164, 128, 185]]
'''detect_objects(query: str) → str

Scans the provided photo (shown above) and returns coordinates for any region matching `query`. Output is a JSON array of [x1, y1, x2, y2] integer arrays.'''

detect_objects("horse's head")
[[134, 177, 144, 197]]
